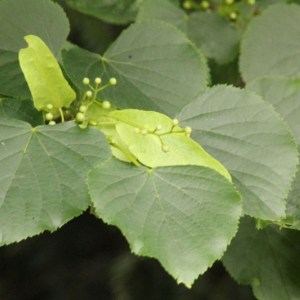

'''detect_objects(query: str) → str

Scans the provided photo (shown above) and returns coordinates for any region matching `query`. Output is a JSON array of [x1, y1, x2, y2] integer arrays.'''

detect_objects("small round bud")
[[83, 77, 90, 85], [85, 90, 93, 98], [141, 129, 148, 136], [134, 127, 140, 134], [45, 112, 54, 121], [162, 144, 170, 153], [46, 103, 53, 110], [102, 101, 111, 109], [225, 0, 234, 4], [172, 118, 179, 126], [247, 0, 255, 5], [95, 77, 102, 84], [229, 11, 237, 20], [109, 77, 117, 85], [185, 126, 192, 135], [76, 112, 85, 122], [79, 105, 87, 113], [49, 121, 56, 126], [183, 1, 192, 9], [156, 125, 162, 131], [201, 1, 210, 9]]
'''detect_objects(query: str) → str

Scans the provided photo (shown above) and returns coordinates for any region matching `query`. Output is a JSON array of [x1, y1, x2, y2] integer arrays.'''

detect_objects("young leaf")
[[0, 119, 111, 245], [240, 4, 300, 83], [88, 158, 242, 287], [19, 35, 76, 111], [62, 21, 209, 116], [0, 0, 70, 98], [108, 109, 231, 181], [223, 217, 300, 300], [177, 85, 298, 221]]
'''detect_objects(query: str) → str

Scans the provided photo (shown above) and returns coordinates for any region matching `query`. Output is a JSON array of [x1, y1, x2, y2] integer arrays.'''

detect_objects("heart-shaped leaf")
[[178, 85, 298, 221], [0, 119, 110, 245], [88, 158, 242, 287]]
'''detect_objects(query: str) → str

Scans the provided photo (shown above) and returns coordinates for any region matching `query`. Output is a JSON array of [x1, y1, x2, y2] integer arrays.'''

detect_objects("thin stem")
[[59, 108, 65, 123]]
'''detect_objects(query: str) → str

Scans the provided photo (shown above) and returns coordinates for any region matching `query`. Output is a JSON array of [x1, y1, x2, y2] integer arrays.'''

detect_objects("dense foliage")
[[1, 0, 300, 298]]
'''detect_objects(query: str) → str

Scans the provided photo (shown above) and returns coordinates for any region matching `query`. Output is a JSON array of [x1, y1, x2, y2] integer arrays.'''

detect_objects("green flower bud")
[[83, 77, 90, 85], [229, 11, 237, 20], [49, 120, 56, 126], [185, 126, 192, 135], [79, 105, 87, 113], [225, 0, 234, 4], [95, 77, 102, 84], [247, 0, 255, 5], [76, 112, 85, 122], [109, 77, 117, 85], [45, 112, 53, 121], [183, 1, 192, 9], [85, 90, 93, 98], [102, 101, 111, 109], [46, 103, 53, 110], [201, 1, 210, 9], [172, 118, 179, 126]]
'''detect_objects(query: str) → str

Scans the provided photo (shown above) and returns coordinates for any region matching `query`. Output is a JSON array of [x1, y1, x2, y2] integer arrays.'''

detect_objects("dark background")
[[0, 212, 255, 300]]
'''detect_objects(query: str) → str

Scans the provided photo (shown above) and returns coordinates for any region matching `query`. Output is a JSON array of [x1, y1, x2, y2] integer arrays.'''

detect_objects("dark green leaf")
[[223, 217, 300, 300], [62, 21, 209, 116], [65, 0, 139, 25], [240, 4, 300, 82], [88, 158, 242, 287], [178, 85, 298, 221], [0, 119, 110, 245], [137, 0, 239, 64]]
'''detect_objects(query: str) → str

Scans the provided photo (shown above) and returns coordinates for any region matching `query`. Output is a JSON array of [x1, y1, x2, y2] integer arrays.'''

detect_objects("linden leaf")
[[19, 35, 76, 111], [88, 159, 242, 287], [0, 119, 111, 245]]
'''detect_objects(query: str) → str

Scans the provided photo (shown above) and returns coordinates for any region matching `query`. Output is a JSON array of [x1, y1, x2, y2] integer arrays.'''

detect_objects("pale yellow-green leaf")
[[19, 35, 76, 111], [109, 109, 231, 181]]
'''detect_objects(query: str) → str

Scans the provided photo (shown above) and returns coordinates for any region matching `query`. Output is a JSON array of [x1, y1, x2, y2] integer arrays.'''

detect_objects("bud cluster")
[[76, 76, 117, 127], [183, 0, 257, 22]]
